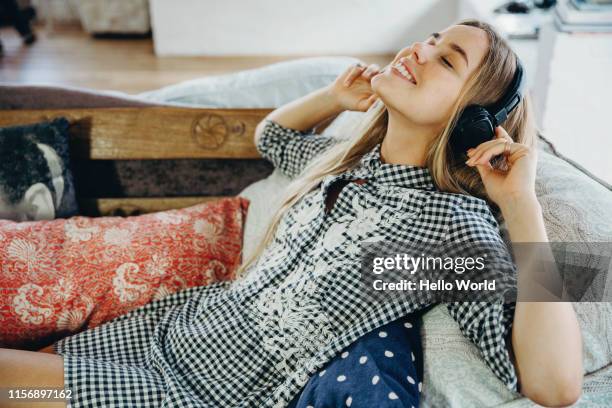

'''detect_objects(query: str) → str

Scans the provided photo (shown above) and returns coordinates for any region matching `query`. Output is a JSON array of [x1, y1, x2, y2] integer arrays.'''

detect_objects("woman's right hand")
[[326, 62, 382, 112]]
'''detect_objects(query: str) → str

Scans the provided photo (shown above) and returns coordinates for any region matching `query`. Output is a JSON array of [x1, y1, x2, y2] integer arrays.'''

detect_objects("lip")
[[400, 59, 418, 84], [391, 65, 416, 86]]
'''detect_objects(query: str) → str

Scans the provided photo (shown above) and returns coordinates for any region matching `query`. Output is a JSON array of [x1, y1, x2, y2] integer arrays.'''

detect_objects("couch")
[[1, 56, 611, 406]]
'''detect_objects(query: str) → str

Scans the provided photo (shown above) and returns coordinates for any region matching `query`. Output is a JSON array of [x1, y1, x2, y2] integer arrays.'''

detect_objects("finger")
[[341, 63, 358, 75], [466, 139, 512, 166], [494, 126, 513, 143], [342, 62, 363, 79], [468, 141, 528, 167], [494, 127, 531, 166], [356, 93, 379, 111], [344, 64, 367, 87], [362, 64, 381, 79], [467, 137, 503, 155], [343, 64, 364, 86], [505, 146, 532, 167], [474, 162, 493, 181], [467, 127, 513, 157], [356, 95, 373, 112], [356, 96, 371, 112], [467, 138, 507, 162], [366, 93, 379, 107]]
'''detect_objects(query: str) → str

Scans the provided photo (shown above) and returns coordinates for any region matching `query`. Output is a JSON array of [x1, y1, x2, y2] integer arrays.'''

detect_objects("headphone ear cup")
[[450, 105, 495, 156]]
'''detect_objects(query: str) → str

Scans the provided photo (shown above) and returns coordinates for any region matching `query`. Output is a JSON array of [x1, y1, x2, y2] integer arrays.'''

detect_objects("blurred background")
[[1, 0, 611, 183]]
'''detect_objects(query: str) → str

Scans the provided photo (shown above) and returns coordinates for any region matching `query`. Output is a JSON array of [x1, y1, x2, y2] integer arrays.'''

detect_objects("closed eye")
[[427, 38, 455, 70], [441, 57, 454, 69]]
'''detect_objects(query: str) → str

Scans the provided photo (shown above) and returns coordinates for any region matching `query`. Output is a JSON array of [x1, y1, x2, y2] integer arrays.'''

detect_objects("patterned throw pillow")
[[0, 118, 79, 221], [0, 197, 249, 349]]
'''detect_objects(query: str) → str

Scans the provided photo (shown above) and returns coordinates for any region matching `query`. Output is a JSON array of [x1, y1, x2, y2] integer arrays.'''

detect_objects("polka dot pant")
[[288, 311, 424, 408]]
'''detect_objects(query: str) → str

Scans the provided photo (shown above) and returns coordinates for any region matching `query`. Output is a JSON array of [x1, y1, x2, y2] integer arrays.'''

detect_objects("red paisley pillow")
[[0, 197, 249, 349]]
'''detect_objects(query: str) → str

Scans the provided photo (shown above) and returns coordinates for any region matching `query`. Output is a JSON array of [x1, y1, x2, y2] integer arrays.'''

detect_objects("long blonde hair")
[[237, 18, 538, 277]]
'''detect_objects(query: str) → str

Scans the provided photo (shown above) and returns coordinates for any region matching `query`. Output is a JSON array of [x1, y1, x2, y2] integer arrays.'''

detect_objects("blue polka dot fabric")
[[288, 312, 424, 408]]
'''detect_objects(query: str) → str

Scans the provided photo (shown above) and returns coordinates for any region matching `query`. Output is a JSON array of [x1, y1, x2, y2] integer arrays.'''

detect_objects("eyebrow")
[[430, 32, 469, 68]]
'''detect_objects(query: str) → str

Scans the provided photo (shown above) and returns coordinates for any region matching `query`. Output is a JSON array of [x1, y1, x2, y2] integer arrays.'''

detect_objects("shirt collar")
[[353, 143, 438, 191]]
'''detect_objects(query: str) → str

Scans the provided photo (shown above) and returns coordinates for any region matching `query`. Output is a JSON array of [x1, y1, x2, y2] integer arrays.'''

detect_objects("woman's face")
[[371, 24, 488, 130]]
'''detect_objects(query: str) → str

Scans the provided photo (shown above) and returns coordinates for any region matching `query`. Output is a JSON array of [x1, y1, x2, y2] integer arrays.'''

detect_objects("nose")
[[390, 41, 429, 69], [408, 42, 428, 64]]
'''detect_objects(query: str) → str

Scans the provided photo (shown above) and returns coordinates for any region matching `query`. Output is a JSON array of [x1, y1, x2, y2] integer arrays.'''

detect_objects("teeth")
[[394, 63, 416, 84]]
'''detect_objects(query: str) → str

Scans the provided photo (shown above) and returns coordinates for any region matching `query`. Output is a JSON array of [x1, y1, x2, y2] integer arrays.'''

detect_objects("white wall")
[[150, 0, 458, 56]]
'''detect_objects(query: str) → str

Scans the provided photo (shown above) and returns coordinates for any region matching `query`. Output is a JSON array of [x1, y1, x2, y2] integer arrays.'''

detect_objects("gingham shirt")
[[54, 119, 518, 408]]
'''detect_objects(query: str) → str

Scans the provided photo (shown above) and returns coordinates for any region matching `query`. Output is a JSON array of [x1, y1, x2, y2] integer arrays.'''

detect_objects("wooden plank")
[[0, 107, 272, 159], [71, 158, 273, 198], [79, 196, 225, 217]]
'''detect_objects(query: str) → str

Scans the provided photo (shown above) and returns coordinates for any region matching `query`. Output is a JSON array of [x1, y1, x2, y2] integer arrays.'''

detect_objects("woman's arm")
[[254, 62, 381, 145], [500, 195, 583, 407], [466, 125, 583, 406], [254, 86, 343, 146]]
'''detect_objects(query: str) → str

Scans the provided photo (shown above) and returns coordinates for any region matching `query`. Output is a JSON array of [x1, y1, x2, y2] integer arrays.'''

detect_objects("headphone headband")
[[487, 57, 525, 126]]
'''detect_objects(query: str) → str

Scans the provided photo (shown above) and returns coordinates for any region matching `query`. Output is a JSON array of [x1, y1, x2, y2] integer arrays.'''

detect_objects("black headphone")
[[449, 57, 525, 156]]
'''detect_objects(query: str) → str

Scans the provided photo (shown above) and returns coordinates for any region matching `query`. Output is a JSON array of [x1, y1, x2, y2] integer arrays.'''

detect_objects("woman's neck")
[[380, 110, 439, 168]]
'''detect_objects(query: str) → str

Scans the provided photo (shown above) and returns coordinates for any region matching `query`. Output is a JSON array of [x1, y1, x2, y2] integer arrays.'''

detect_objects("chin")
[[372, 86, 406, 114], [371, 74, 395, 103], [372, 69, 393, 89], [374, 71, 412, 99]]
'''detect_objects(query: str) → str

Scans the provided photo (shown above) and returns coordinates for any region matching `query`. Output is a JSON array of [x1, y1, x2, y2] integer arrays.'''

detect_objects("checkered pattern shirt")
[[53, 119, 518, 408], [252, 120, 519, 391]]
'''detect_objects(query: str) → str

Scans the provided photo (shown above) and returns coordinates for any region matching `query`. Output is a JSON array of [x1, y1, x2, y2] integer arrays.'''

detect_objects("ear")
[[23, 183, 56, 221]]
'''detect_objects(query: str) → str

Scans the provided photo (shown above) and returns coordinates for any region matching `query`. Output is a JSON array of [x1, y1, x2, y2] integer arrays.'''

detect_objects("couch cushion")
[[137, 57, 363, 108], [534, 143, 612, 242], [422, 148, 612, 407]]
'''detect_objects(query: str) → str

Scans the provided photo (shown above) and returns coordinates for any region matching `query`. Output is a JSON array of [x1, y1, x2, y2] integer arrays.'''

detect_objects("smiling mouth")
[[391, 63, 416, 85]]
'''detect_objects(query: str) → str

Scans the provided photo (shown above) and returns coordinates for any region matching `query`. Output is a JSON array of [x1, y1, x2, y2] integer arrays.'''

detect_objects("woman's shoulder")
[[422, 190, 501, 241], [385, 188, 500, 245], [416, 189, 495, 220]]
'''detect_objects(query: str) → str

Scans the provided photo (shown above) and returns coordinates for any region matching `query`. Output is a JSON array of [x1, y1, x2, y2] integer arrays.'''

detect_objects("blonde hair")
[[237, 18, 538, 278]]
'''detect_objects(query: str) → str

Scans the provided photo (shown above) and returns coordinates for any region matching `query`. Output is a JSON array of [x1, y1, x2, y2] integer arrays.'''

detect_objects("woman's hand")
[[465, 126, 538, 208], [326, 62, 382, 112]]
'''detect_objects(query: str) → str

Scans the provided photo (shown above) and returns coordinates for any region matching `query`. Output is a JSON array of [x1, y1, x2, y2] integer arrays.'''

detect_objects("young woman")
[[0, 19, 583, 408]]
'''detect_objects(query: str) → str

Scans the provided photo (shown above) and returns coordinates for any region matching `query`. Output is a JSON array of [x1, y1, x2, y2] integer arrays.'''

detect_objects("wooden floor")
[[0, 24, 394, 95]]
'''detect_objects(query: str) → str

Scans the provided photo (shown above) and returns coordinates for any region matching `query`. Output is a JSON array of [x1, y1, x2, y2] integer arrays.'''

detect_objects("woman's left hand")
[[465, 126, 538, 207]]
